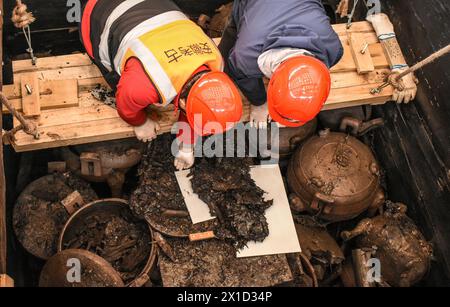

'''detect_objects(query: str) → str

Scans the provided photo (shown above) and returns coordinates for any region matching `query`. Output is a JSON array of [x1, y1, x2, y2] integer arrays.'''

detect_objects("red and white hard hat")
[[186, 71, 243, 136], [267, 55, 331, 127]]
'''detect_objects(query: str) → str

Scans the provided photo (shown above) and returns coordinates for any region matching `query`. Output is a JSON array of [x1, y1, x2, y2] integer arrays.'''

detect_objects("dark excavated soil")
[[130, 135, 273, 249], [189, 158, 273, 249], [90, 84, 116, 108], [64, 210, 151, 284], [130, 134, 217, 237], [159, 238, 293, 287], [13, 172, 98, 259]]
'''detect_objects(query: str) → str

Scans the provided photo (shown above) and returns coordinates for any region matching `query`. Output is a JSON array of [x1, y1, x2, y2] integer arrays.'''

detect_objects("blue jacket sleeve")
[[263, 24, 343, 68], [226, 65, 267, 106], [220, 10, 267, 106]]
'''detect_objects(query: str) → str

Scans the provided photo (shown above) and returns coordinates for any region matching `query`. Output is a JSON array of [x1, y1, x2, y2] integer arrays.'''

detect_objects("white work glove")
[[134, 118, 160, 142], [366, 13, 418, 104], [174, 144, 195, 170], [391, 68, 418, 104], [250, 103, 270, 129], [366, 13, 395, 40]]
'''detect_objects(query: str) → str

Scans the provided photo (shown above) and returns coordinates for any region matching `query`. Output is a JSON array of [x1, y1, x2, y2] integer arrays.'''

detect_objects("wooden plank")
[[78, 77, 109, 92], [20, 72, 41, 116], [12, 117, 135, 151], [331, 69, 389, 89], [11, 108, 178, 151], [324, 82, 394, 108], [212, 34, 385, 73], [34, 105, 119, 128], [78, 93, 108, 107], [14, 64, 103, 82], [38, 79, 79, 109], [0, 0, 7, 276], [9, 21, 399, 152], [13, 53, 93, 73], [322, 95, 391, 110], [73, 64, 389, 93], [331, 43, 388, 73], [10, 76, 391, 153], [341, 32, 379, 45], [3, 79, 79, 113], [0, 274, 14, 287], [332, 21, 375, 36], [11, 103, 247, 152], [11, 87, 390, 152], [349, 32, 375, 74]]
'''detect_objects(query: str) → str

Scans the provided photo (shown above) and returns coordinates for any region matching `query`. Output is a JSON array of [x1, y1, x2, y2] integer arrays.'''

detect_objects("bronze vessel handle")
[[311, 192, 335, 215], [339, 117, 384, 136]]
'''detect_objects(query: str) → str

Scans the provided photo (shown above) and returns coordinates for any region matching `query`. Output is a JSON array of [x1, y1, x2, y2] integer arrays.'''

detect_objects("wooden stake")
[[189, 231, 216, 242], [0, 0, 9, 276], [0, 274, 14, 287], [349, 32, 375, 74], [61, 191, 84, 215], [20, 72, 41, 116]]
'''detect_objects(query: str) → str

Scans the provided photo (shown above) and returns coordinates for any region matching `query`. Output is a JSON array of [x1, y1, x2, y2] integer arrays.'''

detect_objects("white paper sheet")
[[236, 164, 301, 258], [175, 164, 301, 258], [175, 170, 216, 224]]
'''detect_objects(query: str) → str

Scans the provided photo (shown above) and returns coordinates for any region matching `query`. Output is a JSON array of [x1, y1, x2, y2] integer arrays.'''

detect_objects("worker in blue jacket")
[[219, 0, 344, 128]]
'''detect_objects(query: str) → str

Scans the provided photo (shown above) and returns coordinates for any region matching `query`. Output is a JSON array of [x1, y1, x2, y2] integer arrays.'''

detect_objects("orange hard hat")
[[186, 71, 243, 136], [267, 55, 331, 127]]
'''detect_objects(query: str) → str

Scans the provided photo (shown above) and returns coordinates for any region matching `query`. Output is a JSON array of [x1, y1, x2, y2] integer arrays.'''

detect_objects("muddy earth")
[[159, 238, 293, 287], [13, 173, 98, 259], [190, 158, 273, 249], [130, 134, 218, 236], [63, 208, 151, 284], [39, 249, 125, 287], [90, 84, 116, 108], [130, 135, 273, 248]]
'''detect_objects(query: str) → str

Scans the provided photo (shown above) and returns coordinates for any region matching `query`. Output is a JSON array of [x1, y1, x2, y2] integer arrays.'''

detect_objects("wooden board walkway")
[[3, 21, 396, 152]]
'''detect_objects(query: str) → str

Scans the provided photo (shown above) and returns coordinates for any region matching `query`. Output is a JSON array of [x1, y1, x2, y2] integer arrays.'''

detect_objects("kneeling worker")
[[80, 0, 243, 170], [219, 0, 343, 128]]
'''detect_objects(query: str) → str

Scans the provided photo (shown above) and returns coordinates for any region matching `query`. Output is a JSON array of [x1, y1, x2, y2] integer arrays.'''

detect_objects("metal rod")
[[395, 44, 450, 81]]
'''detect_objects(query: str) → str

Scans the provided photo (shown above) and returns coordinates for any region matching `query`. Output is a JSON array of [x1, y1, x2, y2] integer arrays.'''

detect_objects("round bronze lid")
[[13, 173, 97, 260], [292, 130, 380, 201], [39, 249, 125, 287]]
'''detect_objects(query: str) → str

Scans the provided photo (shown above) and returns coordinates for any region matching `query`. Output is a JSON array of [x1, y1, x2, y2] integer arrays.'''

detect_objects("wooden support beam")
[[0, 274, 14, 287], [0, 0, 9, 280], [20, 72, 41, 117], [332, 21, 375, 36], [7, 20, 398, 153], [349, 32, 375, 74], [2, 79, 79, 113], [14, 64, 103, 82], [331, 43, 387, 73], [13, 53, 94, 74], [8, 80, 395, 153]]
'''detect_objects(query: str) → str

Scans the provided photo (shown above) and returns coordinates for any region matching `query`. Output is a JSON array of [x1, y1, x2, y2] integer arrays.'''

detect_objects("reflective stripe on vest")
[[129, 39, 178, 102], [115, 16, 223, 105], [113, 10, 188, 73], [98, 0, 146, 72]]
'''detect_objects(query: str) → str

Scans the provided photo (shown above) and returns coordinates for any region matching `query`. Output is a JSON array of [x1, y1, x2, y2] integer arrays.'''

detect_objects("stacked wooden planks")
[[3, 21, 394, 152]]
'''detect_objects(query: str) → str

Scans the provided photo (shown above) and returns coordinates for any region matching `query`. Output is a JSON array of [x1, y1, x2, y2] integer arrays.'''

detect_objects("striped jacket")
[[80, 0, 223, 105]]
